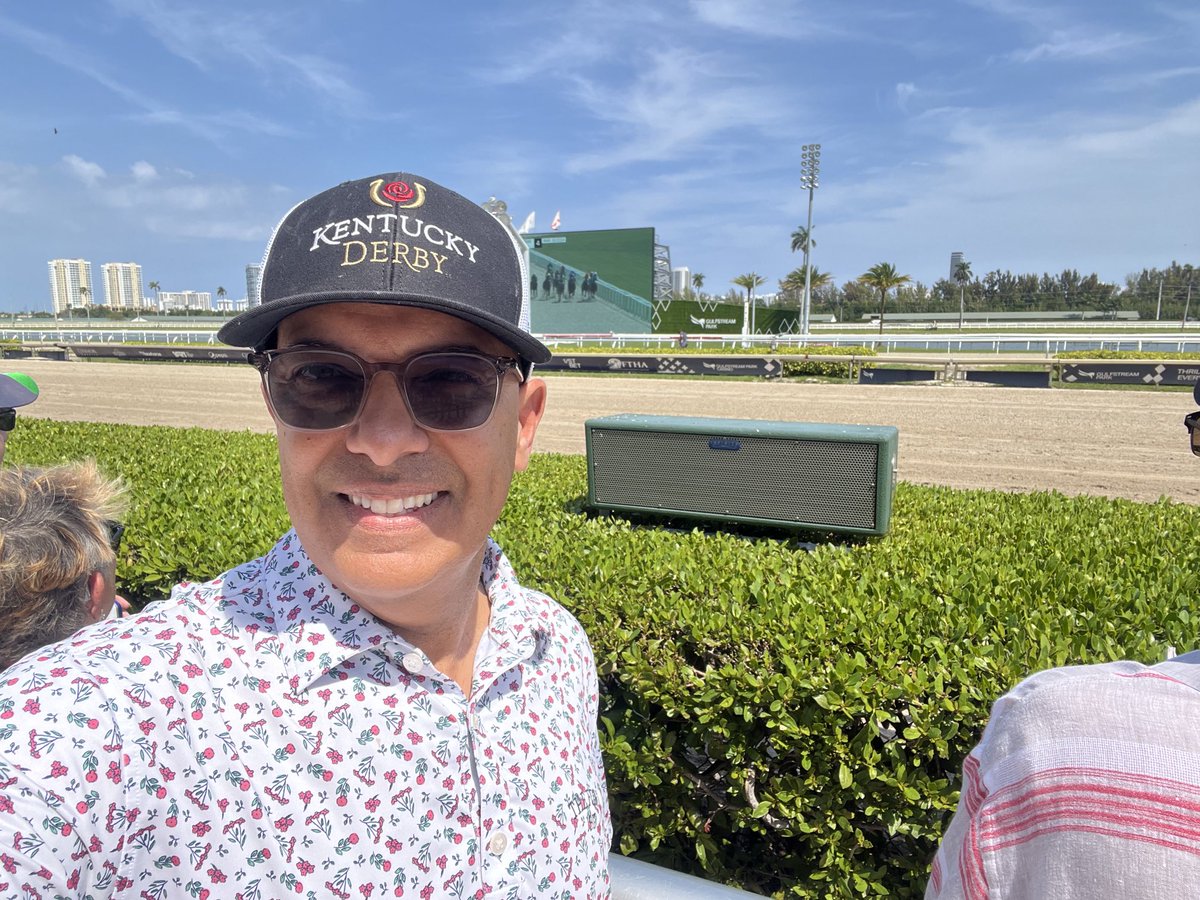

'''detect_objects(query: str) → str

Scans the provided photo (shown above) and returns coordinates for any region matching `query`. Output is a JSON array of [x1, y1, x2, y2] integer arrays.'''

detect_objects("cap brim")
[[218, 293, 552, 364], [0, 373, 38, 408]]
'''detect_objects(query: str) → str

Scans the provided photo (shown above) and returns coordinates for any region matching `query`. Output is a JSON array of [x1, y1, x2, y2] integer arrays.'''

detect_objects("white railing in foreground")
[[610, 855, 762, 898]]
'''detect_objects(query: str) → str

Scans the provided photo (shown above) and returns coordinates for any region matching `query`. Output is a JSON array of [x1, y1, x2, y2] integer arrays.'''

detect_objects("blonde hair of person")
[[0, 460, 128, 669]]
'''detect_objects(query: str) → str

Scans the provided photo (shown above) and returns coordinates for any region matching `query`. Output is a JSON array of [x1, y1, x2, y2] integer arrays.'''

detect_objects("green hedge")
[[1055, 349, 1200, 360], [10, 420, 1200, 897], [775, 345, 877, 379], [549, 343, 877, 379]]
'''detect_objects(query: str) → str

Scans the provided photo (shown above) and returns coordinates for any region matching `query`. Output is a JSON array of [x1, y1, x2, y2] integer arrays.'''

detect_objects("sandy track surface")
[[13, 358, 1200, 505]]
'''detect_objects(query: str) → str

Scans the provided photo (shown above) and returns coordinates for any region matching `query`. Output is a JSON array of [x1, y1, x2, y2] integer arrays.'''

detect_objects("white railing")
[[610, 855, 761, 898]]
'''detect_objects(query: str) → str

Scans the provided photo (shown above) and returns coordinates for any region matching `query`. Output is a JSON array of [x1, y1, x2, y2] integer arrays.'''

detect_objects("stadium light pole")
[[799, 144, 821, 335]]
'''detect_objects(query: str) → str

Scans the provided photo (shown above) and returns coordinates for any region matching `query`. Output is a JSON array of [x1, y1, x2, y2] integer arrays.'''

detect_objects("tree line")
[[685, 224, 1197, 327]]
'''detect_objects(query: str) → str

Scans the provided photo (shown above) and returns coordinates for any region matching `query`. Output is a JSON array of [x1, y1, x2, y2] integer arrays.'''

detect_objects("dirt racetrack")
[[13, 357, 1200, 505]]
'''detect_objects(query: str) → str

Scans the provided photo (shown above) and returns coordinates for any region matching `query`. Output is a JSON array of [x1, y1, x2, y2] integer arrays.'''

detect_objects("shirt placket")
[[469, 632, 538, 892]]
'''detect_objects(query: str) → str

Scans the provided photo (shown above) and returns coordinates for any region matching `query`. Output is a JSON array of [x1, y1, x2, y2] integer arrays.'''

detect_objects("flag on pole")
[[550, 210, 561, 231], [517, 211, 535, 234]]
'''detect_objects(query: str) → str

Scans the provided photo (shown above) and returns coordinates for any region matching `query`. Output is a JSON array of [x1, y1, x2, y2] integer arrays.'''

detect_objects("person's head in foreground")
[[218, 172, 551, 679], [0, 371, 39, 463], [0, 459, 127, 670]]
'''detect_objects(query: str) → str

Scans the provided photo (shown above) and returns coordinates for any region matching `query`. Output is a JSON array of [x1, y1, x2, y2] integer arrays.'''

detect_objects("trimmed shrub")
[[1056, 349, 1200, 360], [11, 419, 1200, 897], [776, 345, 877, 380]]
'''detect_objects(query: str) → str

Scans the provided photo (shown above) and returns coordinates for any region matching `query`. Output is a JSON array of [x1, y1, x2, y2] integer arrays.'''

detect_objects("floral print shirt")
[[0, 531, 611, 899]]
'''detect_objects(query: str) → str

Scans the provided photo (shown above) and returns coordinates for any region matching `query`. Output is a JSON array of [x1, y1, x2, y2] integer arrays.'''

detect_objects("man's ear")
[[86, 570, 110, 623], [513, 377, 547, 473]]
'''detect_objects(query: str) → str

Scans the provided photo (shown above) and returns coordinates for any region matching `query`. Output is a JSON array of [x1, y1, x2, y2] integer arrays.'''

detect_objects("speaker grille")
[[590, 428, 880, 529]]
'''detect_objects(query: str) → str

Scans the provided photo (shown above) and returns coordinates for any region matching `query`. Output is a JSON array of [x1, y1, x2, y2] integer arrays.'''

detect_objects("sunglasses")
[[1187, 411, 1200, 458], [249, 347, 524, 433], [105, 520, 125, 552], [0, 408, 14, 433]]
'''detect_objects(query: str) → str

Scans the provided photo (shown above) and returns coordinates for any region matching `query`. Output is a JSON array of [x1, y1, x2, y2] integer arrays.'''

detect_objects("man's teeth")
[[348, 492, 437, 515]]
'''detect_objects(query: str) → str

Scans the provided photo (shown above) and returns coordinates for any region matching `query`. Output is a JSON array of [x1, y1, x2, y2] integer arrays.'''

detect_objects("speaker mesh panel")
[[590, 428, 879, 529]]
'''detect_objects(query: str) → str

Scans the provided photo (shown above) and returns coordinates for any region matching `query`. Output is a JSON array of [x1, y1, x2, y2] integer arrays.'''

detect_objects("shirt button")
[[486, 832, 508, 856], [401, 651, 424, 673]]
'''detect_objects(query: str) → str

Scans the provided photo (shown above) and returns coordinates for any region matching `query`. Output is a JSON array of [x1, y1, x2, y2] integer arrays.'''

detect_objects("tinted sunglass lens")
[[0, 409, 14, 432], [405, 354, 499, 430], [269, 352, 365, 430]]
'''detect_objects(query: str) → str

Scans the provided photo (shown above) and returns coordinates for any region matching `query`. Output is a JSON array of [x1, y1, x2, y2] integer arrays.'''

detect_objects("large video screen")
[[525, 228, 654, 301]]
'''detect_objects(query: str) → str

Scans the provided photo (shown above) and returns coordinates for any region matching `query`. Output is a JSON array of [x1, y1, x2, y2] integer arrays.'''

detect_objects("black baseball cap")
[[218, 173, 550, 364], [1195, 379, 1200, 404]]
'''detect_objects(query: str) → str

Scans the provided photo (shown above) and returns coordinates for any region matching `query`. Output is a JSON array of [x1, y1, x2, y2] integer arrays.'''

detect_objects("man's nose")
[[344, 371, 431, 464]]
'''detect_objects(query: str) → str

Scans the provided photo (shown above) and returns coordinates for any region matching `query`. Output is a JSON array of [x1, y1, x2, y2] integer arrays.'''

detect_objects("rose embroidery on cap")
[[369, 178, 427, 209]]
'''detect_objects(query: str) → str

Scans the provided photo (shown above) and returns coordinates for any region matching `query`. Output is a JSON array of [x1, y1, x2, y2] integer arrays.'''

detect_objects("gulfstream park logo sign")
[[689, 314, 738, 330]]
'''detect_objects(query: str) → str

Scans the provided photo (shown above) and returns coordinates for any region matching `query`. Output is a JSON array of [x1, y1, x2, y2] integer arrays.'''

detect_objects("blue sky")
[[1, 0, 1197, 311]]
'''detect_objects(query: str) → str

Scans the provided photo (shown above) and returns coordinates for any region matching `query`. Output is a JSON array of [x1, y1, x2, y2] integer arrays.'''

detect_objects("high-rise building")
[[101, 262, 145, 310], [159, 290, 213, 312], [245, 264, 263, 308], [671, 266, 692, 296], [47, 258, 93, 315], [215, 295, 249, 313], [950, 251, 965, 281]]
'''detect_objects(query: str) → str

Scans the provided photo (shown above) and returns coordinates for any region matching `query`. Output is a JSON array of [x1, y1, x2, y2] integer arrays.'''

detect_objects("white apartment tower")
[[671, 266, 692, 296], [159, 290, 213, 312], [245, 264, 263, 308], [47, 258, 94, 315], [950, 251, 965, 281], [101, 262, 145, 310]]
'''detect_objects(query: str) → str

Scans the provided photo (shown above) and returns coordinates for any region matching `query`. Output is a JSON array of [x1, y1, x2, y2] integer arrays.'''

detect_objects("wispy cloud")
[[565, 50, 797, 173], [0, 13, 295, 145], [480, 0, 663, 84], [895, 82, 918, 113], [689, 0, 815, 39], [1010, 30, 1146, 63], [107, 0, 367, 113], [63, 155, 106, 186], [58, 154, 278, 241], [1099, 65, 1200, 91], [0, 162, 38, 215], [823, 96, 1200, 282]]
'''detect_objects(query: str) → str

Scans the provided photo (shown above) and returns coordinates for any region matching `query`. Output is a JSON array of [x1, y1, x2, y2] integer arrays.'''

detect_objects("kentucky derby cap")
[[218, 173, 549, 363], [0, 372, 38, 408]]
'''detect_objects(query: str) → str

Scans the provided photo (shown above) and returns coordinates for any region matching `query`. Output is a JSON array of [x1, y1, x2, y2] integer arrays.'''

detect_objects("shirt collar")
[[261, 532, 553, 691]]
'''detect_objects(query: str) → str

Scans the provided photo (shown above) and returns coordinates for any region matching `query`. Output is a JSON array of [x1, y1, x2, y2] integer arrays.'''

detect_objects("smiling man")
[[0, 173, 611, 899]]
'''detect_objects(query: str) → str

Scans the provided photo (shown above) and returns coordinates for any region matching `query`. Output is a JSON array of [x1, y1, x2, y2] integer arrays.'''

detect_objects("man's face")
[[269, 303, 546, 625]]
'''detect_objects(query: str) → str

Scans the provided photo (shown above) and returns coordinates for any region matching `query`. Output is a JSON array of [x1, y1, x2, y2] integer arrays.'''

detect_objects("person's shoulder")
[[977, 653, 1200, 763], [1002, 652, 1200, 703], [1, 548, 281, 684]]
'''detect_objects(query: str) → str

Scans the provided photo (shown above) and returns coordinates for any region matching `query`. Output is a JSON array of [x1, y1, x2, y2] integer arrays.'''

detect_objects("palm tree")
[[779, 267, 832, 307], [732, 272, 766, 333], [148, 280, 160, 313], [858, 262, 911, 335], [691, 272, 705, 299], [790, 227, 815, 255], [953, 260, 972, 330], [216, 285, 227, 312], [76, 285, 91, 324]]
